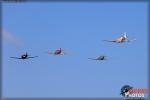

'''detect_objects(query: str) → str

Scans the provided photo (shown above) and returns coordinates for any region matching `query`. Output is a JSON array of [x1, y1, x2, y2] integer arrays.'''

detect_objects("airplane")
[[10, 52, 38, 59], [47, 48, 65, 55], [104, 32, 136, 43], [88, 55, 107, 61]]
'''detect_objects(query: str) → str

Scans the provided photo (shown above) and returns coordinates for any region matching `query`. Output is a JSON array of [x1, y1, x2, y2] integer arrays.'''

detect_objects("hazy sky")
[[2, 2, 148, 98]]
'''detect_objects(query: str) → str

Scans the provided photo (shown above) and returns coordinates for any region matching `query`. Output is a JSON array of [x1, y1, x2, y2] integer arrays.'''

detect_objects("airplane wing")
[[28, 56, 38, 58], [48, 51, 54, 54], [10, 57, 22, 59], [103, 40, 117, 42], [126, 39, 136, 42], [88, 58, 97, 60]]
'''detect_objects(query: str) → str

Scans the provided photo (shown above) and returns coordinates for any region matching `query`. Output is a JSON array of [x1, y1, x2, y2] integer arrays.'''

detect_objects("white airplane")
[[104, 32, 136, 43]]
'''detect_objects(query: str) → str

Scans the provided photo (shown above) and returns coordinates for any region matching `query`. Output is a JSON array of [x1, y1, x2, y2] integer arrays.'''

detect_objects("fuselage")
[[54, 48, 64, 55], [99, 56, 105, 60], [116, 36, 127, 43], [21, 54, 28, 59], [54, 50, 61, 55]]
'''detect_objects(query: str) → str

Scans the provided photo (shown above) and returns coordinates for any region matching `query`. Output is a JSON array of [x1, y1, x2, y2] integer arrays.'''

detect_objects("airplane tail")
[[60, 48, 65, 55], [123, 32, 127, 38], [26, 52, 28, 56]]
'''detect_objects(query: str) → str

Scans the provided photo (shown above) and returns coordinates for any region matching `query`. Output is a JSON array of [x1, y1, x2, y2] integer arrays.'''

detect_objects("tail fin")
[[123, 32, 127, 38], [26, 52, 28, 56]]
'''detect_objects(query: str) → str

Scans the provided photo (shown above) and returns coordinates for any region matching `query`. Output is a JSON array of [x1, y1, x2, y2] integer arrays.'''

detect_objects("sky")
[[2, 2, 148, 98]]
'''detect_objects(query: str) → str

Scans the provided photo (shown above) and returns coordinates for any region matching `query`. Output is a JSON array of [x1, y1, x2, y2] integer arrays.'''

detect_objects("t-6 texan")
[[88, 55, 107, 61], [47, 48, 65, 55], [104, 32, 136, 43], [10, 52, 38, 59]]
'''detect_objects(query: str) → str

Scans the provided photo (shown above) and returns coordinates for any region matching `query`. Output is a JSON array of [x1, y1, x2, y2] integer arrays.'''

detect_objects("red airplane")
[[47, 48, 65, 55]]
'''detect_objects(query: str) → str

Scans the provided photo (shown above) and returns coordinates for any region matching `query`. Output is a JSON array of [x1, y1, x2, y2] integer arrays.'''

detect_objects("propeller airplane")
[[104, 32, 136, 43], [47, 48, 65, 55], [88, 55, 107, 61], [10, 52, 38, 59]]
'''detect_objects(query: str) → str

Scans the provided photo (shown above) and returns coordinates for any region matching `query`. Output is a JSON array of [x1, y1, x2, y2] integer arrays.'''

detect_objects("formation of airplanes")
[[10, 48, 65, 60], [10, 32, 136, 61]]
